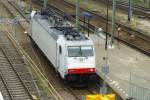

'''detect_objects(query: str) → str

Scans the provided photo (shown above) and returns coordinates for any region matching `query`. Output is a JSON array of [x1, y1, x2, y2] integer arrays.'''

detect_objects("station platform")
[[90, 34, 150, 99]]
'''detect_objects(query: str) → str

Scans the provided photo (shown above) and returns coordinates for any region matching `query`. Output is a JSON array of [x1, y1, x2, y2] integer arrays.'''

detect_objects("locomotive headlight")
[[90, 68, 93, 71], [89, 68, 96, 72]]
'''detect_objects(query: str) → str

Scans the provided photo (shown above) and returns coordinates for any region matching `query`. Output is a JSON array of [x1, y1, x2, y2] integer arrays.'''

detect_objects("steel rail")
[[5, 28, 63, 100], [2, 1, 63, 99], [32, 0, 150, 57], [0, 42, 33, 99], [0, 72, 14, 100], [34, 0, 150, 56], [7, 0, 29, 22], [97, 0, 150, 18]]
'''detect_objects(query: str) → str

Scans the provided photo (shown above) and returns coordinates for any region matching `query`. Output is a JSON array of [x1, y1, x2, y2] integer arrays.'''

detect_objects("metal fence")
[[129, 73, 150, 100]]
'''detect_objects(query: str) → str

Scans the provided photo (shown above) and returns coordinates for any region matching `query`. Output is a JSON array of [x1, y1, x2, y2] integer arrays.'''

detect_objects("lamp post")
[[44, 0, 48, 9], [105, 0, 109, 50], [128, 0, 132, 22], [111, 0, 116, 47], [30, 0, 32, 12]]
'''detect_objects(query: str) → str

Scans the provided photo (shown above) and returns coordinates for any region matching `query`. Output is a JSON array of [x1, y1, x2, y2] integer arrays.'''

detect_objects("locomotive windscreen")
[[68, 46, 93, 57]]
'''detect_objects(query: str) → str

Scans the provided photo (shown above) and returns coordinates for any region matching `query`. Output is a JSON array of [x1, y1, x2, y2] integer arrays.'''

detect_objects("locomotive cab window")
[[59, 46, 62, 54], [81, 46, 93, 57], [68, 46, 93, 57]]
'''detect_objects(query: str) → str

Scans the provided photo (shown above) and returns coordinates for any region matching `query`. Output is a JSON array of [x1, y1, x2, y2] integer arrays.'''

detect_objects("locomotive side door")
[[57, 44, 65, 77], [57, 45, 62, 70], [57, 36, 66, 78]]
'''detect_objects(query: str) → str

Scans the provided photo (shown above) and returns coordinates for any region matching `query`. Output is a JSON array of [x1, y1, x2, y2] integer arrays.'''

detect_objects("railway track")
[[115, 0, 149, 11], [7, 0, 149, 56], [2, 1, 96, 100], [5, 1, 128, 99], [8, 1, 29, 22], [0, 32, 39, 99], [0, 1, 75, 100], [34, 0, 150, 56], [68, 88, 95, 100], [5, 0, 149, 100], [97, 0, 150, 18], [0, 70, 12, 100]]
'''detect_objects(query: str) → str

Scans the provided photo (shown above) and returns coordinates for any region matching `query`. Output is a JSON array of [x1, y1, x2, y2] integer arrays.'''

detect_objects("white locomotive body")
[[30, 10, 96, 81]]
